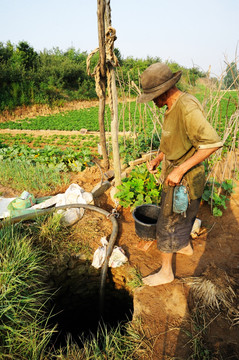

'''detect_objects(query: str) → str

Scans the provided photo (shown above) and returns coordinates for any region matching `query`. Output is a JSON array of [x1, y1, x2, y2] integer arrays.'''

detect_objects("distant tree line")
[[0, 40, 208, 111]]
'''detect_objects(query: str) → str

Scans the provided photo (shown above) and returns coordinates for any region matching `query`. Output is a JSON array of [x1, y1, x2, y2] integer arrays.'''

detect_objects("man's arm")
[[165, 147, 219, 186]]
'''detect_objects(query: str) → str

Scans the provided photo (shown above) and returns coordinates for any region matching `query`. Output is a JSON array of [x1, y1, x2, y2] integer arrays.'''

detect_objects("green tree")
[[223, 62, 239, 89], [188, 66, 206, 86], [16, 41, 38, 70], [0, 41, 14, 63], [114, 47, 123, 66]]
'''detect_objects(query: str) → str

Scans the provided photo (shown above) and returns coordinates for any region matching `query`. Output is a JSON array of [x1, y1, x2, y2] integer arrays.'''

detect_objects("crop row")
[[0, 133, 100, 150], [0, 144, 95, 172]]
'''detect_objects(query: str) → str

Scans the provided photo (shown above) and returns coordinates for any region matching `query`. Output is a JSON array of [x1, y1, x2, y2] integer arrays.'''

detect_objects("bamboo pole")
[[105, 0, 121, 189], [97, 0, 109, 169]]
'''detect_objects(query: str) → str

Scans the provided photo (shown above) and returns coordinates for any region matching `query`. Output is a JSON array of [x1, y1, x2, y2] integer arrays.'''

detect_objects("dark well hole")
[[47, 258, 133, 349]]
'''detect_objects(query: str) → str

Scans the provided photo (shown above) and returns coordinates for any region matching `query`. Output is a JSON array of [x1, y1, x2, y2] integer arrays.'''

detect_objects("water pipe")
[[0, 203, 118, 313]]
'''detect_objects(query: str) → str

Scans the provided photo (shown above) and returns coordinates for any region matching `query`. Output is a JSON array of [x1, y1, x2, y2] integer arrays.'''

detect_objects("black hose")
[[0, 203, 118, 313]]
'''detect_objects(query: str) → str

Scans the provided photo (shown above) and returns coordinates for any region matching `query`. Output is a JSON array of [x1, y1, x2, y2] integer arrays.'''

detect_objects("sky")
[[1, 0, 239, 77]]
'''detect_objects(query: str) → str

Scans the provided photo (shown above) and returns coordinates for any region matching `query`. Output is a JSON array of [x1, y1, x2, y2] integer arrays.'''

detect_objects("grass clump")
[[185, 310, 213, 360], [183, 264, 236, 311], [0, 159, 70, 194], [55, 321, 152, 360], [0, 224, 55, 359], [29, 213, 71, 253], [127, 266, 144, 290]]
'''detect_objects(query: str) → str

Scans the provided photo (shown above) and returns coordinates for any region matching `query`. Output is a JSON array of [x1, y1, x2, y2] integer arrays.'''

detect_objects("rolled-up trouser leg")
[[156, 191, 201, 253]]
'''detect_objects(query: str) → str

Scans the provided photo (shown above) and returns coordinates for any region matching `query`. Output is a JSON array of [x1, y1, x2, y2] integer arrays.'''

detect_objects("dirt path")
[[0, 129, 130, 137], [0, 129, 101, 137]]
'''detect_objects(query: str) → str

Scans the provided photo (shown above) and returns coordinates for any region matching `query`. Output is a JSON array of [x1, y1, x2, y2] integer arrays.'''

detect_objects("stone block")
[[104, 169, 115, 180], [91, 180, 111, 198]]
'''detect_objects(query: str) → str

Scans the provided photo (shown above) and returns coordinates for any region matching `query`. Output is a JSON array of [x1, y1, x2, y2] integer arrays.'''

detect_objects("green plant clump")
[[119, 132, 160, 165], [127, 267, 144, 290], [116, 164, 162, 209], [202, 179, 235, 216]]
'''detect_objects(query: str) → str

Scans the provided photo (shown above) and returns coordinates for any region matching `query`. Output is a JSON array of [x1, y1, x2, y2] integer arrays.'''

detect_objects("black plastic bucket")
[[132, 204, 160, 240]]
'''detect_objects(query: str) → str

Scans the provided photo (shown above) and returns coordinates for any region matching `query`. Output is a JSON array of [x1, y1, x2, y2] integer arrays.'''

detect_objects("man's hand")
[[147, 151, 164, 174], [147, 158, 160, 174], [165, 167, 184, 187]]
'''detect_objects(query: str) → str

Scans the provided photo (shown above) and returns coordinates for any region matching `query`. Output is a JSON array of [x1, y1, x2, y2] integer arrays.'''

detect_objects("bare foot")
[[177, 243, 193, 256], [142, 268, 174, 286]]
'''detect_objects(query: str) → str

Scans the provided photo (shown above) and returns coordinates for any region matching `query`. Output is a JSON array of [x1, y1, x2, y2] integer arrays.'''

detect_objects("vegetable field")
[[0, 87, 238, 211]]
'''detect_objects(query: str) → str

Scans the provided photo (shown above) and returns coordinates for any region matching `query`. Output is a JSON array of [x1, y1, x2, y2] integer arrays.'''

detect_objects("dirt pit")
[[47, 257, 133, 349]]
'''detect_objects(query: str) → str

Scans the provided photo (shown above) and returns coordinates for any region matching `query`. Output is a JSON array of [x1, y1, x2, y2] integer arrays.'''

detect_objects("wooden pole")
[[105, 0, 121, 189], [97, 0, 109, 169]]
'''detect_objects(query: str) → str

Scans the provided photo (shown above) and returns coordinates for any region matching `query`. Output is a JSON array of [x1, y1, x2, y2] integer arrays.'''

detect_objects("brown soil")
[[63, 167, 239, 358], [1, 162, 238, 358]]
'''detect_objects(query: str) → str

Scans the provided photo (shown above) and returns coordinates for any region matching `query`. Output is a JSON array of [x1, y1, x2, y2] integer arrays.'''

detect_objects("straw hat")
[[137, 63, 182, 103]]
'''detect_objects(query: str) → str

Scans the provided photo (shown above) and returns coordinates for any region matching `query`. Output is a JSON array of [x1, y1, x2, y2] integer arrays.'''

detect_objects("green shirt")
[[160, 93, 223, 199]]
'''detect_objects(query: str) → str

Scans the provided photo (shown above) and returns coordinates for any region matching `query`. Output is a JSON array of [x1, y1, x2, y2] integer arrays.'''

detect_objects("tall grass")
[[0, 224, 55, 359], [54, 321, 152, 360], [30, 213, 71, 254], [0, 160, 70, 195]]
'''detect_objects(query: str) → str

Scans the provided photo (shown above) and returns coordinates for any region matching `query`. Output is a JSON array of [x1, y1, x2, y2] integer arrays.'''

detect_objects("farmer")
[[137, 63, 223, 286]]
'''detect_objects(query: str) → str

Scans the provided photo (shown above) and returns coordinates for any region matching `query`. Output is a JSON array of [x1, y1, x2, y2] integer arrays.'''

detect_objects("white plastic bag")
[[91, 237, 108, 269], [190, 218, 201, 239], [0, 197, 15, 219], [32, 184, 93, 226], [92, 237, 128, 269], [109, 247, 128, 268]]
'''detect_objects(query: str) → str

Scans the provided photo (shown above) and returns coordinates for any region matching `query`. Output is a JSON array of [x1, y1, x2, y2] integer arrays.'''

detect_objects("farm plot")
[[0, 132, 101, 195], [0, 92, 238, 359]]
